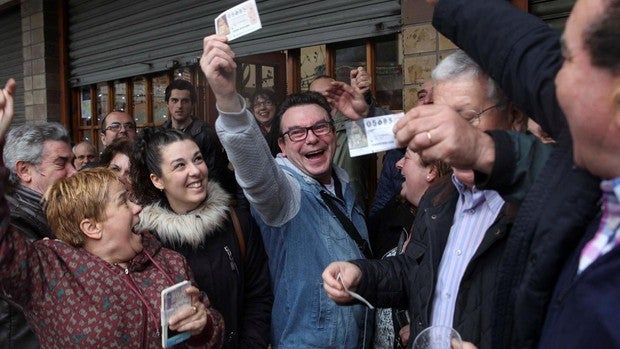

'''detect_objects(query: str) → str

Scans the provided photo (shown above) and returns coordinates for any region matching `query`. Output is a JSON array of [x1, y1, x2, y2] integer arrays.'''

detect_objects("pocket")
[[311, 281, 333, 330]]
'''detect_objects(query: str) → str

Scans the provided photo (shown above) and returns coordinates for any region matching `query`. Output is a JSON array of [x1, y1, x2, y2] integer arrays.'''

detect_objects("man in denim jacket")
[[201, 35, 372, 348]]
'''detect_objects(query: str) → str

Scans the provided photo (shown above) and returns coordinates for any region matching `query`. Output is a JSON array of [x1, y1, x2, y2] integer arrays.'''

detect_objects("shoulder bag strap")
[[229, 206, 246, 260], [320, 191, 373, 259]]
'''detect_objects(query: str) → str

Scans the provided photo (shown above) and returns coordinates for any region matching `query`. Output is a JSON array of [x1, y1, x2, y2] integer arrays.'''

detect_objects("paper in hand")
[[161, 281, 192, 348], [337, 273, 375, 309], [345, 113, 404, 157], [215, 0, 262, 41]]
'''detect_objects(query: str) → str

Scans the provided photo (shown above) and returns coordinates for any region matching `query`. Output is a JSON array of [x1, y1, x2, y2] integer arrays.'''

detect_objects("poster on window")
[[81, 88, 91, 120]]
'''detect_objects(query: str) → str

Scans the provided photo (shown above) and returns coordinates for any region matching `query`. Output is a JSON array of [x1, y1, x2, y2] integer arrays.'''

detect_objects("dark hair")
[[165, 79, 197, 103], [250, 88, 277, 109], [100, 113, 109, 131], [100, 137, 134, 166], [585, 0, 620, 75], [130, 127, 193, 206], [275, 91, 333, 134]]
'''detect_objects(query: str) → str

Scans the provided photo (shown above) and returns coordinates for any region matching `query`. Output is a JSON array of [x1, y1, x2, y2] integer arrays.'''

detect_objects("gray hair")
[[72, 140, 96, 154], [3, 122, 71, 185], [432, 50, 508, 108]]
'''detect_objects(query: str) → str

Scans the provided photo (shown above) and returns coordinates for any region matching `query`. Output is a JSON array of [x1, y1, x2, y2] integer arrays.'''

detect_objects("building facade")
[[0, 0, 574, 140]]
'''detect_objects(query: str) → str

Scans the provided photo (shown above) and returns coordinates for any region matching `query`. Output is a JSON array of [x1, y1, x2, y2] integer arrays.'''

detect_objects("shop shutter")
[[530, 0, 575, 29], [0, 5, 25, 124], [68, 0, 401, 87]]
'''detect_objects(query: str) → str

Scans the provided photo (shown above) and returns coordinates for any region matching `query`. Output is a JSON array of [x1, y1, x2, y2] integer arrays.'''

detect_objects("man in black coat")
[[322, 49, 530, 348], [1, 121, 76, 349]]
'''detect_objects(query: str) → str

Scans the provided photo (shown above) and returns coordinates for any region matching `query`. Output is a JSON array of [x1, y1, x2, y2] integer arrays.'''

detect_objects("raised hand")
[[0, 79, 16, 140], [323, 81, 369, 120], [350, 66, 371, 95], [200, 34, 242, 113], [393, 104, 495, 174]]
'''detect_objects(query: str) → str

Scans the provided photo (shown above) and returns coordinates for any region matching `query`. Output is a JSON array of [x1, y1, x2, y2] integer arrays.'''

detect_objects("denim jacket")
[[253, 160, 370, 348]]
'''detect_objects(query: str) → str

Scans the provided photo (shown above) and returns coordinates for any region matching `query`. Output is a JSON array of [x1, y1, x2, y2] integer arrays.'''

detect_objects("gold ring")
[[192, 306, 198, 314], [426, 131, 432, 143]]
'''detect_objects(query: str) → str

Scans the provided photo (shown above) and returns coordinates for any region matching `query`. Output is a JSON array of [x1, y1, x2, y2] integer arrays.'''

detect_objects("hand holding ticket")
[[215, 0, 262, 41], [346, 113, 404, 157], [337, 273, 375, 309]]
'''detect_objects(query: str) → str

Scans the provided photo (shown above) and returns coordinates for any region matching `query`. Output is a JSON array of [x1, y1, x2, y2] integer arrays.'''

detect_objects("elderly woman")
[[0, 79, 224, 348]]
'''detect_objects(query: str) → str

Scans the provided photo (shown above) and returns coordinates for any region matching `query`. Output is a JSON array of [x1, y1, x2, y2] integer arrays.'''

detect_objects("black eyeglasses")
[[253, 99, 273, 108], [104, 122, 137, 132], [281, 120, 334, 142], [458, 103, 504, 126]]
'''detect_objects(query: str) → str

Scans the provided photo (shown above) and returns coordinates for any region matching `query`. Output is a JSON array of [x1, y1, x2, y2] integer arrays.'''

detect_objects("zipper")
[[224, 246, 239, 275]]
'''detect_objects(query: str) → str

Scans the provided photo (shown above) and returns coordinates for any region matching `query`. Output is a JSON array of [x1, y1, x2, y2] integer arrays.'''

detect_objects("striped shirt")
[[430, 176, 504, 328], [578, 178, 620, 273]]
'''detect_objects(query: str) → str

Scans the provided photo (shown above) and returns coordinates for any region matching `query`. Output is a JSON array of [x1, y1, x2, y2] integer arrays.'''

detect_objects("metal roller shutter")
[[68, 0, 401, 87], [0, 5, 25, 124]]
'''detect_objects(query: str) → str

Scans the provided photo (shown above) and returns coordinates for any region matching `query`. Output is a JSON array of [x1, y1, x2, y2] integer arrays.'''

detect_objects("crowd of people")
[[0, 0, 618, 348]]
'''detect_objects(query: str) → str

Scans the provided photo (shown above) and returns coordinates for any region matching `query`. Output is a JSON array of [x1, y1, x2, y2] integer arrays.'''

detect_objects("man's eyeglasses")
[[281, 120, 334, 142], [253, 100, 274, 108], [458, 103, 504, 126], [104, 122, 137, 133]]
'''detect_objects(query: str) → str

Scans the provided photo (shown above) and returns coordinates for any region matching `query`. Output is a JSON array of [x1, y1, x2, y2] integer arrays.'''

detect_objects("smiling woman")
[[251, 88, 280, 157], [130, 127, 273, 349]]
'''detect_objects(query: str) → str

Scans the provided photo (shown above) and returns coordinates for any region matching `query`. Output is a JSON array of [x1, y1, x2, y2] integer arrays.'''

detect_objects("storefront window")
[[329, 34, 403, 111], [261, 66, 274, 89], [114, 81, 127, 112], [133, 77, 147, 125], [375, 35, 403, 111], [334, 39, 366, 83], [81, 130, 95, 144], [96, 83, 109, 127], [153, 74, 170, 125], [300, 45, 326, 90], [80, 87, 92, 126]]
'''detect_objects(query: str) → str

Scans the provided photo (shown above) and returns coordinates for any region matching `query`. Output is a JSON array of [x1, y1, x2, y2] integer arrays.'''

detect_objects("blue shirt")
[[431, 176, 504, 328]]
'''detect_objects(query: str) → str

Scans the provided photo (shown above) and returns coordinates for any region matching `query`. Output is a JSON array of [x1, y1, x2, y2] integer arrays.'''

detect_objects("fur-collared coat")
[[137, 182, 273, 349]]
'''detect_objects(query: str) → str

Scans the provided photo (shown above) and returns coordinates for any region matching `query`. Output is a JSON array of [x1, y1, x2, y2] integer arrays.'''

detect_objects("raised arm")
[[394, 102, 552, 203], [0, 78, 36, 305], [0, 79, 16, 138], [200, 35, 241, 113], [430, 0, 566, 138], [201, 35, 300, 224]]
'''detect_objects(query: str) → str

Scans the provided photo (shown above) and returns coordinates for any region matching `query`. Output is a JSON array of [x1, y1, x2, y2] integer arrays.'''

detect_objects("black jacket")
[[352, 177, 516, 348], [432, 0, 602, 347], [137, 182, 272, 348], [1, 185, 48, 349]]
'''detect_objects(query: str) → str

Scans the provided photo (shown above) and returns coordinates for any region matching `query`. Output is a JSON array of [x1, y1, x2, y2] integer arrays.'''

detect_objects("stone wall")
[[21, 0, 61, 122], [401, 0, 457, 111]]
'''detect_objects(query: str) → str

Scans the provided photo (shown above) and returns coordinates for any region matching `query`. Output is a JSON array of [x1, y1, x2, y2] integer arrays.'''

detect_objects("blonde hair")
[[44, 168, 119, 247]]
